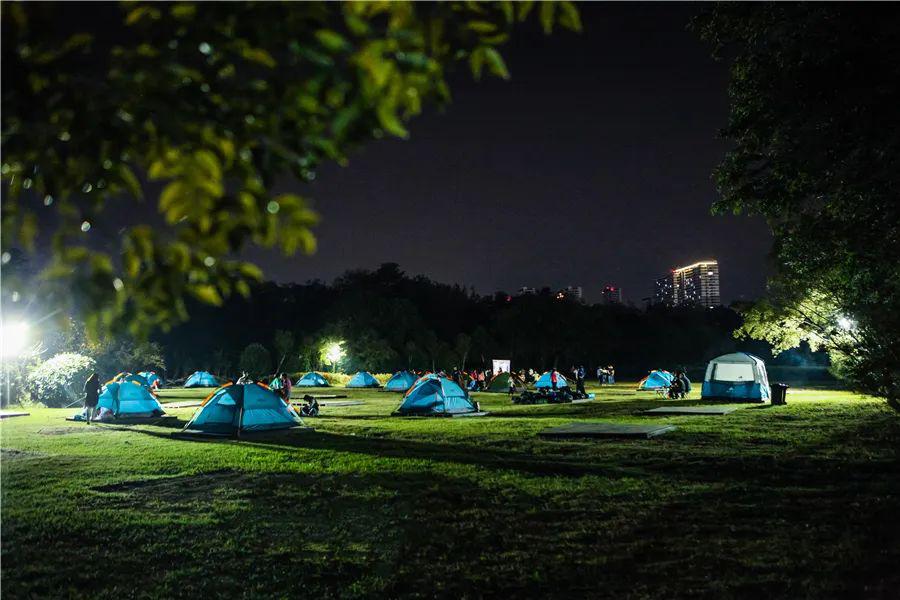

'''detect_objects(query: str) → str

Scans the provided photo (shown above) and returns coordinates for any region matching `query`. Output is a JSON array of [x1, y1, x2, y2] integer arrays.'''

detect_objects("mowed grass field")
[[2, 383, 898, 599]]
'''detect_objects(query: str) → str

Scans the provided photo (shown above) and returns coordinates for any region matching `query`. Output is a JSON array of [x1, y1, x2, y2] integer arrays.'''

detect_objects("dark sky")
[[251, 3, 772, 304]]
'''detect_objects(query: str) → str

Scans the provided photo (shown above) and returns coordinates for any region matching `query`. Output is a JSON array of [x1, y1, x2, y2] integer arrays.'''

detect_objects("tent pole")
[[236, 386, 245, 440]]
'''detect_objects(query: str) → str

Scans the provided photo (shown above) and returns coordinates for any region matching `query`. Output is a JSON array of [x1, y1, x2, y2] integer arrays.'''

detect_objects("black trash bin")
[[771, 383, 789, 405]]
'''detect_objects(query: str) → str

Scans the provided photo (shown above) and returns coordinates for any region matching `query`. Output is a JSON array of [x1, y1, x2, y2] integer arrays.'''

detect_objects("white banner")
[[492, 359, 511, 374]]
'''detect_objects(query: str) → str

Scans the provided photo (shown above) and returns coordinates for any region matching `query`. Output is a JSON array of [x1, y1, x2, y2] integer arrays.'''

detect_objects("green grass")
[[2, 384, 898, 599]]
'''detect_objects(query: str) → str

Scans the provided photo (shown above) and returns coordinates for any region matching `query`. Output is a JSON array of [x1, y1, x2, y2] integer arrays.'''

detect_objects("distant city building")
[[517, 286, 537, 296], [654, 276, 675, 307], [601, 285, 622, 305], [675, 260, 720, 307], [556, 286, 583, 302], [654, 260, 720, 308]]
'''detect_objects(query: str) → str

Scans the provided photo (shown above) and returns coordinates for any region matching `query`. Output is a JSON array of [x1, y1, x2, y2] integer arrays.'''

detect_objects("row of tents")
[[184, 353, 771, 401], [185, 373, 483, 434], [92, 374, 479, 432], [86, 352, 771, 433]]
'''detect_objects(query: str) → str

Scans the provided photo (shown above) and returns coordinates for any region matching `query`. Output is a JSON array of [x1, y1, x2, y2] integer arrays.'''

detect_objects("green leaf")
[[189, 284, 223, 306], [558, 2, 582, 32], [467, 21, 498, 34], [376, 103, 408, 138], [469, 47, 485, 80], [516, 1, 535, 21], [499, 1, 514, 24], [170, 3, 196, 20], [315, 29, 351, 53], [539, 1, 556, 34], [240, 47, 277, 68], [238, 262, 263, 280], [118, 165, 143, 199], [125, 6, 161, 26], [483, 47, 510, 80]]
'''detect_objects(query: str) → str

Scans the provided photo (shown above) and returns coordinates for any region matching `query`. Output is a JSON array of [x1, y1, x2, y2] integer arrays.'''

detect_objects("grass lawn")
[[2, 383, 898, 598]]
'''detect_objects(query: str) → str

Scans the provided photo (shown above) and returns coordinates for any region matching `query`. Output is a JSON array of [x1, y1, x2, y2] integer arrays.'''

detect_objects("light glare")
[[1, 321, 30, 357]]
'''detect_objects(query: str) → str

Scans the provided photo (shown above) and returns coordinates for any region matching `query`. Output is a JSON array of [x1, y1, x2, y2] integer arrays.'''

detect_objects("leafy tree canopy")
[[239, 342, 271, 378], [695, 4, 900, 408], [1, 1, 580, 339]]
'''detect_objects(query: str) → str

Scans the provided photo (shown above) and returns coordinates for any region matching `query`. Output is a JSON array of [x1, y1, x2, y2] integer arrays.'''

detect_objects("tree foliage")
[[239, 342, 271, 377], [153, 263, 808, 382], [272, 329, 297, 373], [25, 352, 95, 407], [1, 1, 580, 339], [695, 4, 900, 408]]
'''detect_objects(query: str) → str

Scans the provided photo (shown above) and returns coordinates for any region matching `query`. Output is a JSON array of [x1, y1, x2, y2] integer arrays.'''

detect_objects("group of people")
[[667, 369, 692, 399], [596, 365, 616, 384]]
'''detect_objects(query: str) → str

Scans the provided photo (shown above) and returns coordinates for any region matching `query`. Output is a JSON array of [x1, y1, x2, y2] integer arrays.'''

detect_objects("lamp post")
[[1, 321, 30, 406]]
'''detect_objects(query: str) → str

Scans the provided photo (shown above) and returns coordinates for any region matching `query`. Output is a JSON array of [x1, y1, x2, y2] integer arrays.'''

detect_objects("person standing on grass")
[[607, 365, 615, 384], [279, 372, 292, 404], [83, 372, 100, 423], [550, 368, 559, 391], [576, 365, 587, 396]]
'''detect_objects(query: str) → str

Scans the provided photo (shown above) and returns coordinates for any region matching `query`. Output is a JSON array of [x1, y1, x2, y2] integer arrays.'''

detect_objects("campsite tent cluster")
[[76, 352, 772, 429]]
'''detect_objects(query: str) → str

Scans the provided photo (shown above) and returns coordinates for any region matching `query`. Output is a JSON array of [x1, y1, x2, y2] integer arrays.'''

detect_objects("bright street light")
[[324, 342, 344, 366], [1, 321, 30, 358]]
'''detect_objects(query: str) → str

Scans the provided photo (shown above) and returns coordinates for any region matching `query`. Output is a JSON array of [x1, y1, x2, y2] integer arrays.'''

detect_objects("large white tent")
[[701, 352, 770, 402]]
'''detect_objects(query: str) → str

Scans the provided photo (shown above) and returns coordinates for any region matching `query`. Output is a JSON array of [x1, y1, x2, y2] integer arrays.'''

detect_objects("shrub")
[[25, 353, 96, 407], [319, 371, 350, 386]]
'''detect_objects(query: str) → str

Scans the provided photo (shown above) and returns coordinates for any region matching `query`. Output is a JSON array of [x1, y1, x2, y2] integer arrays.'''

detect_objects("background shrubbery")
[[291, 372, 394, 387], [24, 353, 96, 407]]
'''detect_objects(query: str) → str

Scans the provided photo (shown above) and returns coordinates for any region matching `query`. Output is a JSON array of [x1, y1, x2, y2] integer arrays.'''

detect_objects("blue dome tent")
[[394, 374, 479, 416], [183, 382, 303, 436], [535, 371, 569, 389], [296, 372, 329, 387], [184, 371, 219, 388], [637, 370, 674, 390], [347, 371, 380, 388], [138, 371, 162, 387], [109, 372, 150, 388], [384, 371, 418, 392], [701, 353, 770, 402], [97, 382, 165, 419]]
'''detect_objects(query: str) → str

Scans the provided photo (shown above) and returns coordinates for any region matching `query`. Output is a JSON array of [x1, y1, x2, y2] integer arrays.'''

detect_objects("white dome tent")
[[700, 352, 771, 402]]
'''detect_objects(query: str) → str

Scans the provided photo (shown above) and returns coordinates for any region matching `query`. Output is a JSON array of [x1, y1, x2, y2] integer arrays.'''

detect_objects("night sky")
[[252, 3, 773, 304]]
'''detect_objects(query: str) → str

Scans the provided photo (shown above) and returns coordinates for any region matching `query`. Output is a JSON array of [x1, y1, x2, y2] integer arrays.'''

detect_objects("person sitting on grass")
[[676, 370, 691, 398], [668, 374, 685, 400], [300, 395, 319, 417]]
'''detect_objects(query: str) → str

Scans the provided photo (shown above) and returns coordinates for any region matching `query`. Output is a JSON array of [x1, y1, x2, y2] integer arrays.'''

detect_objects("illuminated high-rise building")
[[653, 260, 720, 308], [673, 260, 720, 307], [654, 276, 675, 306]]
